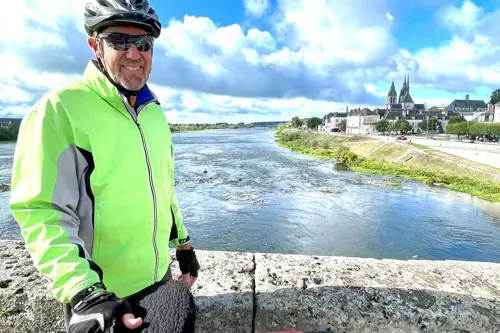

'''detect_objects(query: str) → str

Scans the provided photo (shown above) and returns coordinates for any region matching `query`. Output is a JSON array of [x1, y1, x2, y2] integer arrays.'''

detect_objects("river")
[[1, 128, 500, 262]]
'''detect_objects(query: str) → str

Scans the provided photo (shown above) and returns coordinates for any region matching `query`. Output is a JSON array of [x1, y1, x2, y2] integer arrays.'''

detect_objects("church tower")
[[386, 77, 397, 108], [398, 74, 407, 103], [400, 74, 414, 107]]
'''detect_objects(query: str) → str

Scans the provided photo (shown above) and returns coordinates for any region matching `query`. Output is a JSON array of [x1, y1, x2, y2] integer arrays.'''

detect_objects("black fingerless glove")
[[68, 283, 127, 333], [176, 247, 200, 278]]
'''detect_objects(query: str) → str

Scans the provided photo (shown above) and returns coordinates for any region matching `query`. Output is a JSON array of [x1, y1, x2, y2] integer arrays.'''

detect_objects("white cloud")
[[413, 0, 500, 92], [244, 0, 269, 18], [437, 0, 483, 33], [273, 0, 396, 67], [1, 0, 498, 122]]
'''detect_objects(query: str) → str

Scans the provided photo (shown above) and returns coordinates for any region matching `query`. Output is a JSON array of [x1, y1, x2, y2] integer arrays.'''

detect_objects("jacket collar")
[[81, 60, 158, 112]]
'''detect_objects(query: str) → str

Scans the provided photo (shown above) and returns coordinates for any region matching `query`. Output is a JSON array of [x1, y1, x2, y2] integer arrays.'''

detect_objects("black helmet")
[[84, 0, 161, 38]]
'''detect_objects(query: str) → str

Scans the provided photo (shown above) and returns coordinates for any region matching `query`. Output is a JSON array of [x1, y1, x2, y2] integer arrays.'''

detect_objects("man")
[[9, 0, 200, 332]]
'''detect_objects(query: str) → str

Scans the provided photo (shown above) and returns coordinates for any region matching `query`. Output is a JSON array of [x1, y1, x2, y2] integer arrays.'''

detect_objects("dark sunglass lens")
[[135, 37, 153, 52], [101, 34, 128, 50], [100, 33, 153, 52]]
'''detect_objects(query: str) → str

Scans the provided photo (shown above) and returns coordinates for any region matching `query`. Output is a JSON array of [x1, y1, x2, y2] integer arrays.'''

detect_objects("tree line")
[[290, 116, 330, 129], [446, 120, 500, 139], [169, 122, 250, 132], [374, 118, 444, 134], [0, 122, 20, 141]]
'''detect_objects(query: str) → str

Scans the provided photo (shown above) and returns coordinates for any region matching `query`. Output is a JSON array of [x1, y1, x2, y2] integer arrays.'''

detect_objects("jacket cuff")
[[171, 235, 190, 247]]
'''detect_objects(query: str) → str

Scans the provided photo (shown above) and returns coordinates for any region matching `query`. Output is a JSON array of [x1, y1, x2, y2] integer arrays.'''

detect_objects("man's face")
[[88, 26, 153, 91]]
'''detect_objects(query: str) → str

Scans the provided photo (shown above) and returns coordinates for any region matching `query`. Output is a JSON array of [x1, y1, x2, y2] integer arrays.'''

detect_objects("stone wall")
[[1, 240, 500, 333]]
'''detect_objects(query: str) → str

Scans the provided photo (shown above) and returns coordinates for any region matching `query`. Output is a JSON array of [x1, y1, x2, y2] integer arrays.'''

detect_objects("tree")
[[291, 117, 302, 128], [307, 117, 322, 129], [419, 118, 438, 132], [489, 89, 500, 105], [446, 121, 468, 138], [429, 106, 440, 111], [375, 120, 391, 133], [449, 115, 466, 125], [0, 122, 20, 141], [339, 119, 346, 132], [393, 120, 411, 134]]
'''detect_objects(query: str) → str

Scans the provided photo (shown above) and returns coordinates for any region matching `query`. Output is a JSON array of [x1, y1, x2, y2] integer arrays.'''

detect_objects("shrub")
[[332, 147, 360, 165]]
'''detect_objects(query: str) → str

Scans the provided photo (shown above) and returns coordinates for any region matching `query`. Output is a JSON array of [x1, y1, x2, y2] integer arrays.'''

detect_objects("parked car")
[[396, 135, 407, 140]]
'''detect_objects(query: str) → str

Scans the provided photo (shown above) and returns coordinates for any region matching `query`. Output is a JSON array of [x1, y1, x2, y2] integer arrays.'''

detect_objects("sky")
[[1, 0, 500, 124]]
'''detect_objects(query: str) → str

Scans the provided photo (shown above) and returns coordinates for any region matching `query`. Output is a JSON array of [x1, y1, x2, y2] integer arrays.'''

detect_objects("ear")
[[87, 36, 101, 57]]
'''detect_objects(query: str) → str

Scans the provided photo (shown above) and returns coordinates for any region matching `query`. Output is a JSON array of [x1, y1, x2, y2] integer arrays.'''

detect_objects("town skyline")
[[0, 0, 498, 124]]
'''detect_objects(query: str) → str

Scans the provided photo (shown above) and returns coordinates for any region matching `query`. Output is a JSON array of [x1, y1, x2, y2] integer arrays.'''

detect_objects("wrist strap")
[[70, 282, 107, 309]]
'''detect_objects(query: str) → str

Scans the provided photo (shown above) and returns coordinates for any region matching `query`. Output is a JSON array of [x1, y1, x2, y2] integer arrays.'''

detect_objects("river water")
[[1, 129, 500, 262]]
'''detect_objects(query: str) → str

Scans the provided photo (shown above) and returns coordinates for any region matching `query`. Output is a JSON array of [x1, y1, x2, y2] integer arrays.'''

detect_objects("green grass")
[[275, 128, 500, 202], [407, 142, 428, 150]]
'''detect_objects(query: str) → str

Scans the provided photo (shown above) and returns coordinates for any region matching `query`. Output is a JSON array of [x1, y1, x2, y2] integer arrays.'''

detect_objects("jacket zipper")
[[123, 98, 160, 283]]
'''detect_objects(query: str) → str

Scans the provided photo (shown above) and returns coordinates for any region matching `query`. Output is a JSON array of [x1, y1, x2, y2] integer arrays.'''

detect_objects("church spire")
[[406, 74, 410, 92], [398, 74, 407, 103], [387, 78, 397, 97], [386, 76, 397, 108]]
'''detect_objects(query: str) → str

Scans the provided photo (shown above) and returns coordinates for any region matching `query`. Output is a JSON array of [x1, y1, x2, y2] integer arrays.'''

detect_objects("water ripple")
[[1, 131, 500, 263]]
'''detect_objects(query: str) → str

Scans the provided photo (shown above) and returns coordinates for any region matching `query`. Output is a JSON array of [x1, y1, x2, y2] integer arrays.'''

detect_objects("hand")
[[176, 247, 200, 288], [68, 284, 142, 332]]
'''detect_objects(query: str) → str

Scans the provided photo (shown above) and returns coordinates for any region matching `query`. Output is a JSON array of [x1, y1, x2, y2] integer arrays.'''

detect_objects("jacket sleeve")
[[9, 96, 103, 304], [168, 142, 190, 247]]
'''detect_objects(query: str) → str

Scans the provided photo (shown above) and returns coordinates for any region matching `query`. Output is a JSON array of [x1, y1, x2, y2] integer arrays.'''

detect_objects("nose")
[[125, 44, 141, 60]]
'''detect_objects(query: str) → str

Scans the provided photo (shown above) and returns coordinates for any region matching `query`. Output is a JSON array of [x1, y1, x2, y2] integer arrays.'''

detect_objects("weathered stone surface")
[[254, 253, 500, 333], [3, 239, 500, 333], [0, 240, 253, 333], [0, 240, 66, 333], [170, 250, 254, 333]]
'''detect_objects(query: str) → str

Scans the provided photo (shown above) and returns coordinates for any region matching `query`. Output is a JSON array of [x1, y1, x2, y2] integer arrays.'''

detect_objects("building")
[[381, 110, 451, 134], [376, 75, 460, 133], [346, 108, 380, 134], [447, 94, 489, 121], [300, 118, 309, 130], [319, 112, 347, 132], [488, 102, 500, 123], [0, 118, 21, 127], [386, 75, 426, 112]]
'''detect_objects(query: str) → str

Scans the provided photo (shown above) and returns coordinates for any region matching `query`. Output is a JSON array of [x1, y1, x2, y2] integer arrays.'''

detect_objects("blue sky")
[[1, 0, 500, 123]]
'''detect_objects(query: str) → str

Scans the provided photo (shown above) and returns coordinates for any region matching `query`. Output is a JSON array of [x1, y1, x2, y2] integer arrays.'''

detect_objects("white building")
[[319, 112, 347, 132], [346, 108, 380, 134], [489, 102, 500, 123], [447, 94, 491, 122]]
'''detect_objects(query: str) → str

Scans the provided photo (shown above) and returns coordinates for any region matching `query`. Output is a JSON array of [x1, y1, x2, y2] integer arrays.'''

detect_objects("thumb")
[[122, 313, 143, 329], [178, 273, 196, 288], [119, 299, 143, 329]]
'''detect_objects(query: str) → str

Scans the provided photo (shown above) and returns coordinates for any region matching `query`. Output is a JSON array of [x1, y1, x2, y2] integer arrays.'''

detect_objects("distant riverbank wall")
[[1, 240, 500, 333]]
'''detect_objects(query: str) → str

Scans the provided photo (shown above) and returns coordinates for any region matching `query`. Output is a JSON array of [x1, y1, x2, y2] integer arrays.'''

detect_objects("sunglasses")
[[97, 32, 154, 52]]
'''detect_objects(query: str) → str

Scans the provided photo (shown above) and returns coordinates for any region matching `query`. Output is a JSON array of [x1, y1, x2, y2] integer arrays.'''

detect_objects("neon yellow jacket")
[[9, 61, 190, 303]]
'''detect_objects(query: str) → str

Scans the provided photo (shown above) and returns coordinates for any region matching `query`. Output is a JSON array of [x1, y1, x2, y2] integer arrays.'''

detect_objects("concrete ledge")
[[254, 253, 500, 333], [1, 240, 500, 333]]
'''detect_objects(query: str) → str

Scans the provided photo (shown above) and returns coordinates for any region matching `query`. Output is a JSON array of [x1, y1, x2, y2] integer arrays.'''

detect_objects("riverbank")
[[1, 240, 499, 333], [275, 128, 500, 202], [170, 124, 250, 132]]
